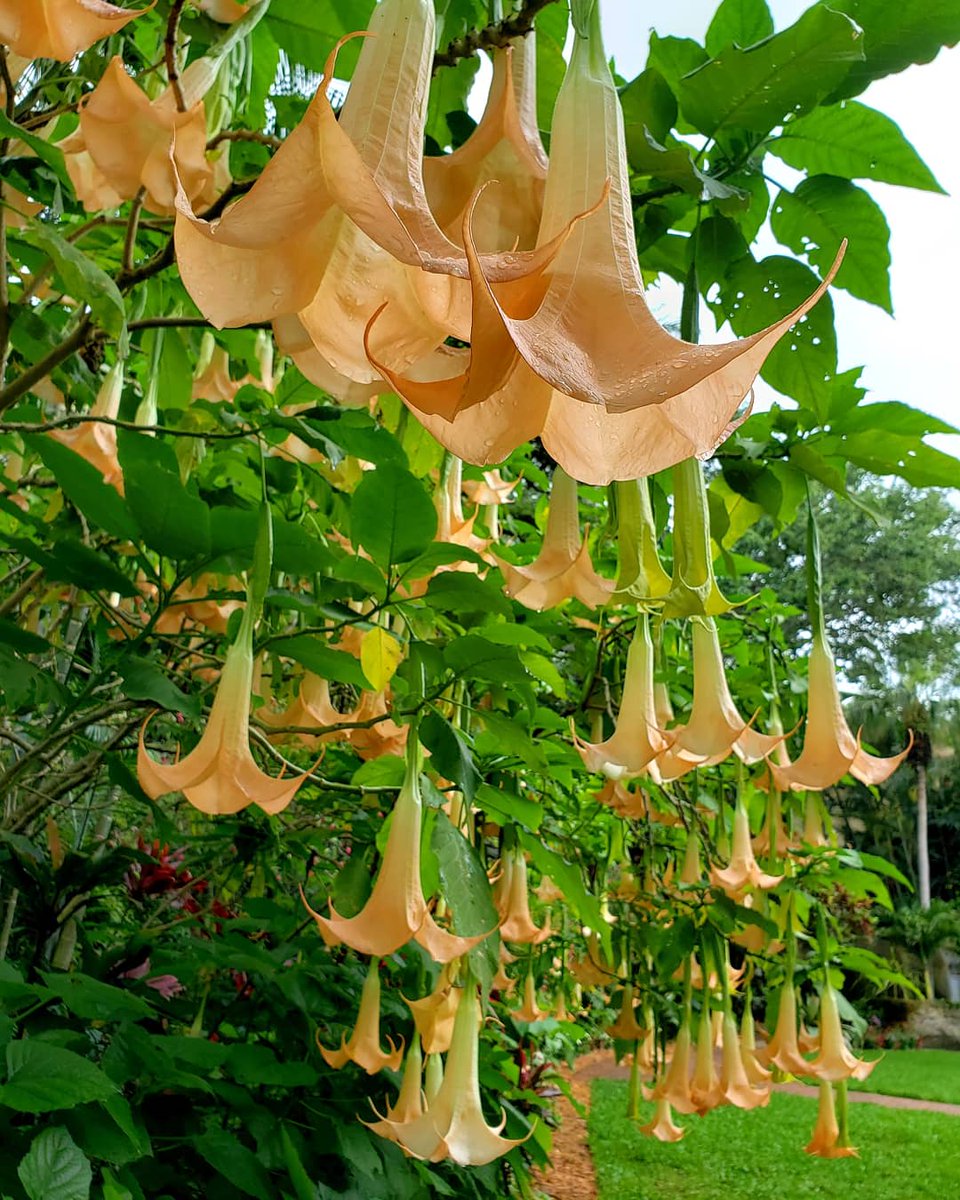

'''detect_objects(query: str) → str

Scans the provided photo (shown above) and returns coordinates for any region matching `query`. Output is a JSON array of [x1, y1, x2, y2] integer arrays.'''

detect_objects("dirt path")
[[535, 1051, 960, 1200]]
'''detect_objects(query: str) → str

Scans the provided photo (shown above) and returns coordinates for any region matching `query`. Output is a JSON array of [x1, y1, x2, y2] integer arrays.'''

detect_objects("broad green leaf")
[[350, 755, 406, 789], [26, 225, 126, 340], [224, 1044, 318, 1087], [705, 0, 774, 56], [0, 111, 70, 185], [192, 1131, 273, 1200], [825, 0, 960, 101], [0, 618, 48, 655], [832, 432, 960, 489], [118, 657, 201, 719], [431, 811, 499, 989], [520, 650, 567, 698], [39, 971, 153, 1021], [100, 1168, 134, 1200], [444, 637, 531, 690], [306, 408, 406, 467], [24, 435, 138, 541], [426, 55, 479, 151], [535, 0, 568, 135], [420, 712, 480, 805], [677, 7, 863, 137], [350, 463, 437, 567], [117, 432, 211, 560], [423, 571, 512, 617], [360, 627, 403, 691], [720, 255, 837, 414], [771, 175, 891, 311], [619, 68, 677, 147], [209, 506, 334, 575], [266, 0, 375, 76], [18, 1127, 91, 1200], [268, 636, 372, 689], [402, 542, 489, 582], [830, 401, 958, 440], [0, 1041, 117, 1113], [627, 128, 741, 198], [645, 33, 709, 96], [770, 101, 944, 192], [5, 533, 138, 598], [475, 782, 542, 830]]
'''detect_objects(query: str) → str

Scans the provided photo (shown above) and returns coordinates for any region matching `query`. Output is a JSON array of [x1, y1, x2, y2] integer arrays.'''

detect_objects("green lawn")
[[589, 1080, 960, 1200], [850, 1048, 960, 1104]]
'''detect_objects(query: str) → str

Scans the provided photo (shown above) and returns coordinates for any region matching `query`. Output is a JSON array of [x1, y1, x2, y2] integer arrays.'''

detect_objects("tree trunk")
[[917, 761, 931, 910]]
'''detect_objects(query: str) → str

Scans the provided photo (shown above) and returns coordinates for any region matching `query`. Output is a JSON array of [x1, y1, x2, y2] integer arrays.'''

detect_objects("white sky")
[[599, 0, 960, 461]]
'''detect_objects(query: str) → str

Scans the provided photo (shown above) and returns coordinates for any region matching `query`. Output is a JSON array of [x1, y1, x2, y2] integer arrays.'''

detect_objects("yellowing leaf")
[[360, 627, 403, 691]]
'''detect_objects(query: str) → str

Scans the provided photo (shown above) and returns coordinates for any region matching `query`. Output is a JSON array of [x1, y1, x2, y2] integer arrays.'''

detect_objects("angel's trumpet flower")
[[654, 1018, 698, 1116], [806, 1081, 859, 1158], [718, 1011, 770, 1110], [762, 980, 813, 1077], [424, 1052, 444, 1103], [138, 605, 309, 815], [48, 362, 124, 492], [709, 798, 784, 900], [496, 467, 613, 611], [462, 468, 519, 541], [318, 957, 404, 1075], [690, 1006, 723, 1114], [513, 972, 548, 1024], [381, 983, 531, 1165], [423, 37, 547, 253], [802, 791, 831, 849], [534, 875, 564, 904], [62, 56, 220, 216], [404, 965, 462, 1055], [552, 989, 570, 1022], [753, 766, 793, 860], [574, 616, 674, 780], [493, 846, 551, 945], [740, 1002, 773, 1088], [0, 0, 150, 60], [612, 477, 671, 605], [606, 982, 648, 1042], [657, 618, 786, 779], [663, 458, 733, 618], [640, 1098, 686, 1143], [199, 0, 248, 21], [389, 1, 842, 481], [365, 1038, 425, 1141], [807, 983, 877, 1082], [490, 960, 516, 998], [434, 457, 491, 563], [302, 739, 485, 962], [154, 573, 243, 636], [771, 631, 911, 791]]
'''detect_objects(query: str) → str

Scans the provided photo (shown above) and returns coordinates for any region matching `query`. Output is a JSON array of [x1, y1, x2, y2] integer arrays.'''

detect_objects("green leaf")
[[4, 534, 137, 598], [24, 435, 138, 541], [705, 0, 774, 55], [0, 111, 70, 185], [771, 176, 891, 312], [26, 225, 126, 340], [18, 1128, 91, 1200], [619, 68, 677, 147], [627, 128, 741, 198], [224, 1044, 318, 1087], [302, 408, 406, 467], [832, 432, 960, 488], [118, 657, 201, 719], [426, 55, 479, 150], [677, 7, 863, 137], [192, 1131, 273, 1200], [475, 782, 542, 831], [350, 463, 437, 567], [431, 811, 499, 989], [645, 34, 709, 96], [350, 755, 406, 789], [266, 0, 375, 76], [39, 972, 154, 1021], [444, 637, 531, 691], [268, 636, 371, 689], [770, 101, 944, 192], [720, 255, 837, 413], [825, 0, 960, 101], [0, 618, 48, 655], [0, 1041, 117, 1113], [117, 433, 211, 560], [420, 712, 480, 805], [423, 572, 511, 617], [829, 401, 958, 439], [535, 0, 568, 135]]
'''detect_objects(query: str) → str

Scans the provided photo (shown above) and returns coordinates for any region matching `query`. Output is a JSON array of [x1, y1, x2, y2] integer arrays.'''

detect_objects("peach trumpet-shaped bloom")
[[318, 958, 404, 1075], [62, 56, 219, 216], [805, 1081, 859, 1158], [48, 361, 124, 493], [606, 982, 648, 1042], [761, 981, 813, 1077], [423, 37, 547, 255], [301, 742, 485, 962], [709, 799, 784, 900], [653, 1020, 698, 1116], [740, 1004, 773, 1088], [153, 573, 243, 636], [380, 983, 531, 1165], [802, 791, 831, 848], [493, 846, 551, 945], [573, 614, 674, 781], [403, 964, 462, 1055], [718, 1012, 770, 1110], [365, 1038, 426, 1141], [0, 0, 151, 60], [137, 609, 310, 816], [657, 618, 786, 780], [496, 467, 613, 611], [690, 1006, 723, 1114], [512, 972, 548, 1024], [771, 631, 911, 792], [198, 0, 249, 21], [639, 1098, 686, 1143], [807, 983, 877, 1083]]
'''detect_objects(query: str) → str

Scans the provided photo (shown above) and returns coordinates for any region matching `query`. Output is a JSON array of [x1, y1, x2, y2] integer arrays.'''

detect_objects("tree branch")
[[164, 0, 188, 112], [432, 0, 561, 73]]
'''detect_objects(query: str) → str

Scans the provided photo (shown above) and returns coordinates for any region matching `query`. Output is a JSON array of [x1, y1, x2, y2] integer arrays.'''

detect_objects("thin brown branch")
[[122, 188, 147, 275], [208, 129, 282, 151], [432, 0, 560, 72], [0, 566, 44, 619], [164, 0, 188, 113], [0, 414, 252, 441], [0, 317, 92, 414]]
